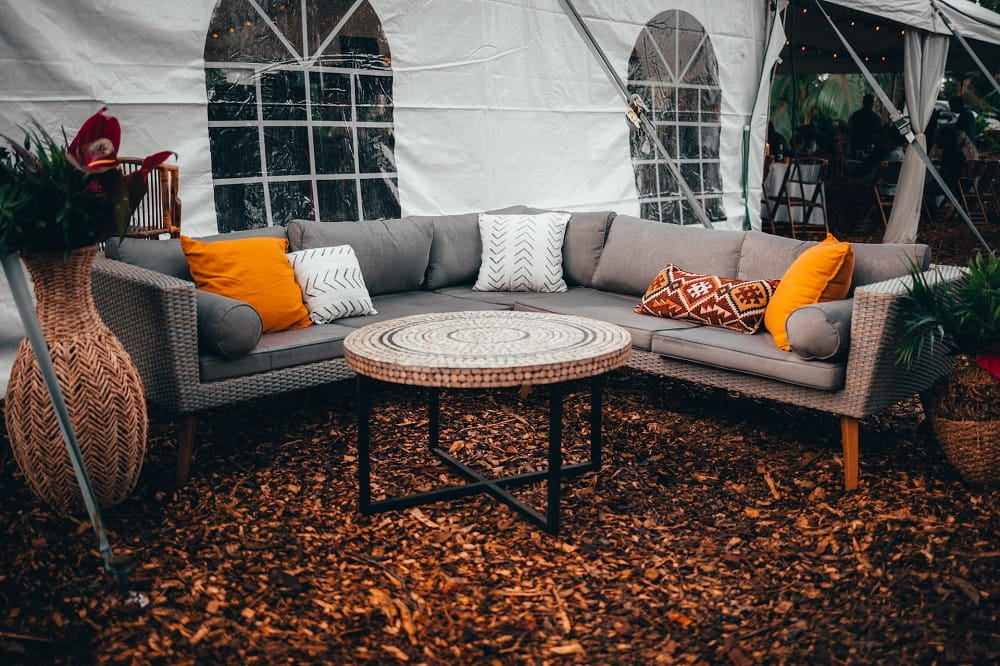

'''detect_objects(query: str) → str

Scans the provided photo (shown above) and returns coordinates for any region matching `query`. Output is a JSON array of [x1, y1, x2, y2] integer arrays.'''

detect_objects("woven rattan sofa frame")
[[92, 256, 961, 491]]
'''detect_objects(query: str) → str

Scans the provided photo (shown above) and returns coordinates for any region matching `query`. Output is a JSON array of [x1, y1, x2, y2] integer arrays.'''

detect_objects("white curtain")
[[883, 30, 949, 244]]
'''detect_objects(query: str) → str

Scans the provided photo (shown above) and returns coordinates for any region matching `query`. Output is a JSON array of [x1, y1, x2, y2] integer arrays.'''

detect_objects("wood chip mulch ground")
[[1, 219, 998, 665]]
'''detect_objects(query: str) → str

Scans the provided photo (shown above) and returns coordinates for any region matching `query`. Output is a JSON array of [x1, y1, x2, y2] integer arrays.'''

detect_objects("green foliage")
[[770, 73, 881, 140], [0, 123, 123, 255], [896, 252, 1000, 368]]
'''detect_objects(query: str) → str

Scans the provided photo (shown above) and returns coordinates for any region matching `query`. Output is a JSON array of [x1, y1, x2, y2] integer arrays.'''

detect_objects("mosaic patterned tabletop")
[[343, 310, 632, 388]]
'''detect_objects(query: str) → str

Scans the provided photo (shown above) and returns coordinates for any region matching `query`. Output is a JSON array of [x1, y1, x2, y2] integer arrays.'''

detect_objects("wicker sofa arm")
[[92, 256, 200, 410], [842, 265, 964, 415]]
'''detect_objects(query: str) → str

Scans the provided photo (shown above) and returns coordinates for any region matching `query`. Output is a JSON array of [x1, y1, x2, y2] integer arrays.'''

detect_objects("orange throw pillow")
[[181, 235, 311, 333], [764, 233, 854, 351]]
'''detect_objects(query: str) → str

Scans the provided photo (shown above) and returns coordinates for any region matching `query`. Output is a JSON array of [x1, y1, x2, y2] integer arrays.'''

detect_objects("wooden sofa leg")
[[840, 416, 859, 491], [176, 415, 197, 485]]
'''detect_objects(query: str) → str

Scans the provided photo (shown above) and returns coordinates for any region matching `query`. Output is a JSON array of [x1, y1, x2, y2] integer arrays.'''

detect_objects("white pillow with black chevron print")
[[286, 245, 377, 324], [473, 212, 570, 292]]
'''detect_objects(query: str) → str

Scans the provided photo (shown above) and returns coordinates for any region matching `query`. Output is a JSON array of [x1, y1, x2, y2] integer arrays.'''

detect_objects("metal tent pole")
[[812, 0, 992, 253], [1, 252, 131, 591], [555, 0, 714, 228], [931, 0, 1000, 101]]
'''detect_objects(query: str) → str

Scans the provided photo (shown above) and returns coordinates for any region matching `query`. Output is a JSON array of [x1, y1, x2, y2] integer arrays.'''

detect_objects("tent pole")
[[1, 252, 132, 593], [931, 0, 1000, 100], [812, 0, 991, 253], [554, 0, 713, 228]]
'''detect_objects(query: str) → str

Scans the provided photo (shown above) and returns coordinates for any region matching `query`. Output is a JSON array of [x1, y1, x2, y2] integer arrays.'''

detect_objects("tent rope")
[[555, 0, 713, 228], [931, 0, 1000, 101], [812, 0, 991, 253]]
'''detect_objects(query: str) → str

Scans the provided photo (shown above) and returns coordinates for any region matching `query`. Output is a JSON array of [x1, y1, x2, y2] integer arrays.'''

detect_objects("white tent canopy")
[[1, 0, 999, 397]]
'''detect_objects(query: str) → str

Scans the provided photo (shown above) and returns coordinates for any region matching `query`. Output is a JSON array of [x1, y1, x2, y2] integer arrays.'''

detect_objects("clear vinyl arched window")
[[204, 0, 397, 232], [628, 11, 725, 225]]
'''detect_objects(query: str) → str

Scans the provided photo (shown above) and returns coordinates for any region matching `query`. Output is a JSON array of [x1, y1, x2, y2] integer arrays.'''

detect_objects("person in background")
[[949, 96, 977, 144], [851, 126, 906, 183], [926, 128, 979, 217], [792, 124, 818, 156], [849, 93, 882, 155]]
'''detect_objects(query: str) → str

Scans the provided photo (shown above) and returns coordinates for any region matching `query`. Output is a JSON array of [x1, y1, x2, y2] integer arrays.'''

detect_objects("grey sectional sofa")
[[93, 205, 957, 489]]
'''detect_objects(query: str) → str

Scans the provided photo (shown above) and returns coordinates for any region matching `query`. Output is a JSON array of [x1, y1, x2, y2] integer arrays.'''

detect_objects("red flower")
[[66, 107, 121, 174]]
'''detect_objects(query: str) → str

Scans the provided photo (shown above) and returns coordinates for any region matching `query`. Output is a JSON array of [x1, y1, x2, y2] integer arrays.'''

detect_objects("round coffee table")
[[344, 310, 631, 534]]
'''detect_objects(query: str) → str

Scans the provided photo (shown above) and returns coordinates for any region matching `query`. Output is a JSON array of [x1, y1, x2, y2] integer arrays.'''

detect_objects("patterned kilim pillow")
[[635, 264, 780, 334], [286, 245, 377, 324]]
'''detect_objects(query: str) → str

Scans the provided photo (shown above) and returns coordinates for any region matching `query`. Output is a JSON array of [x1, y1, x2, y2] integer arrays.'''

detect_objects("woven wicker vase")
[[922, 357, 1000, 487], [4, 245, 148, 513]]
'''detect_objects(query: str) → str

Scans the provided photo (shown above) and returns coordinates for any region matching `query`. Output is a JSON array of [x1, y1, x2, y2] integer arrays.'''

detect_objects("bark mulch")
[[1, 220, 998, 665]]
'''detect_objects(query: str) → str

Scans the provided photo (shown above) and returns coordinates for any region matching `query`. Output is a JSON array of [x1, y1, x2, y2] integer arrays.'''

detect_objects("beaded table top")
[[343, 310, 632, 389]]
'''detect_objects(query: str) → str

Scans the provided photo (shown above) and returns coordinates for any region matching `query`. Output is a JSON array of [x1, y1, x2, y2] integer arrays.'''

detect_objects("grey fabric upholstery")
[[434, 285, 554, 306], [286, 218, 433, 296], [417, 206, 612, 290], [104, 226, 288, 280], [561, 211, 615, 287], [592, 215, 746, 296], [651, 326, 847, 391], [200, 323, 354, 382], [195, 290, 263, 360], [511, 287, 700, 350], [850, 243, 930, 288], [736, 231, 931, 292], [333, 290, 507, 328], [786, 299, 853, 361], [737, 231, 812, 281], [414, 212, 481, 290]]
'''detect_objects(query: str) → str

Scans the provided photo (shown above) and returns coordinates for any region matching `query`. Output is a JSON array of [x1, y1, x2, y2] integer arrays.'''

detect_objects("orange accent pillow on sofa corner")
[[180, 235, 312, 333], [764, 233, 854, 351]]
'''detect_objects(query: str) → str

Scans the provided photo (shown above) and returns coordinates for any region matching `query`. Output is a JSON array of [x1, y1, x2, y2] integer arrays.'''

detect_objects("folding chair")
[[118, 157, 182, 239], [957, 159, 990, 227], [975, 160, 999, 222], [870, 160, 903, 228], [767, 157, 829, 239]]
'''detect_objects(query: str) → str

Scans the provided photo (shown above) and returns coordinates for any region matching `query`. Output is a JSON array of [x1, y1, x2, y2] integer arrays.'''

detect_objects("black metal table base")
[[356, 375, 604, 535]]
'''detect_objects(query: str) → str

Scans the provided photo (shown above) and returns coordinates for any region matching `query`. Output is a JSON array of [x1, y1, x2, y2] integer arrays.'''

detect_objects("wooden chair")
[[956, 159, 991, 227], [870, 160, 903, 227], [973, 160, 999, 222], [118, 157, 182, 239], [767, 157, 829, 239]]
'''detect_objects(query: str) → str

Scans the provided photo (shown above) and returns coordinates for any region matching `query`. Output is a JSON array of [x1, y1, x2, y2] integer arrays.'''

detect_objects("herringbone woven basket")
[[4, 246, 148, 514]]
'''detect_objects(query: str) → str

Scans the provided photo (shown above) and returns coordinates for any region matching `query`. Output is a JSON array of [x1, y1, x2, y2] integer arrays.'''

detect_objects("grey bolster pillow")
[[195, 289, 263, 359], [785, 298, 853, 361]]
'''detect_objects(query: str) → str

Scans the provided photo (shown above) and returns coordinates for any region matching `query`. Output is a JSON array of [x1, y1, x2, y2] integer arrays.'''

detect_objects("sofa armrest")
[[92, 256, 201, 411], [841, 265, 964, 414]]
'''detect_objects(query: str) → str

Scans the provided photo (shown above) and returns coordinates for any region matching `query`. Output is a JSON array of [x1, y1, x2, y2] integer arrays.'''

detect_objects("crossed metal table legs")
[[355, 375, 605, 535]]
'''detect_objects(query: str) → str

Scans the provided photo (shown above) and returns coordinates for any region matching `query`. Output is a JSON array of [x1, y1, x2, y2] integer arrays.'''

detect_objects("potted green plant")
[[896, 251, 1000, 486], [0, 108, 172, 512]]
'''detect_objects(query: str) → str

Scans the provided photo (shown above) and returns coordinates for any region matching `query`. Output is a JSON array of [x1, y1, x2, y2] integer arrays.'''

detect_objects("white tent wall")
[[0, 0, 771, 399]]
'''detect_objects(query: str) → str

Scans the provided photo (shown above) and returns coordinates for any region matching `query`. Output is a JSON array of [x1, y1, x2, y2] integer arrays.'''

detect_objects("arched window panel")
[[204, 0, 397, 231], [628, 10, 724, 226]]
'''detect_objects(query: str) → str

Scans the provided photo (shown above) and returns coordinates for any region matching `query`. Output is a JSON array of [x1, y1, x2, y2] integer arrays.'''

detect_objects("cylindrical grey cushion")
[[195, 289, 263, 359], [785, 298, 853, 361]]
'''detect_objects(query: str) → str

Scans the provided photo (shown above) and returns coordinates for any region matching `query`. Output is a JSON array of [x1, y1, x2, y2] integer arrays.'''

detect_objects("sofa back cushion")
[[104, 225, 287, 280], [737, 230, 931, 290], [286, 218, 433, 296], [591, 215, 746, 296], [417, 205, 614, 290]]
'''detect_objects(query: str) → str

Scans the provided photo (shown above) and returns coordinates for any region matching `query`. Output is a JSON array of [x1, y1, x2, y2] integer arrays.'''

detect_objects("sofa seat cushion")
[[200, 323, 355, 382], [435, 285, 553, 307], [512, 287, 700, 350], [333, 291, 507, 328], [650, 327, 846, 391], [286, 218, 433, 296]]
